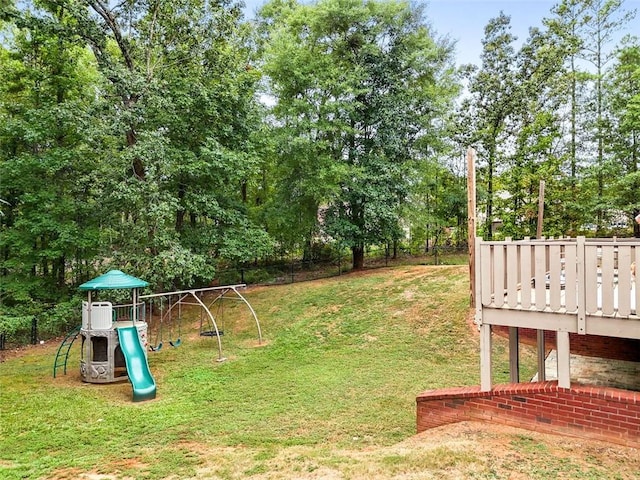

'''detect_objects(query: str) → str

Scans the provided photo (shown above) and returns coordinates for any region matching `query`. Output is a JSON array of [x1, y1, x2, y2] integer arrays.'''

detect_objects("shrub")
[[0, 314, 35, 346], [38, 299, 82, 338]]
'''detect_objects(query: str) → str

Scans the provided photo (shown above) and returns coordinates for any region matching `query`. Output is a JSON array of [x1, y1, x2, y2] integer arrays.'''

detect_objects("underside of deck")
[[535, 349, 640, 391]]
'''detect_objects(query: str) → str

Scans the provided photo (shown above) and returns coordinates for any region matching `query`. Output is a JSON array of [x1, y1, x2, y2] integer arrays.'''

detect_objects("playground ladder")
[[53, 326, 81, 378]]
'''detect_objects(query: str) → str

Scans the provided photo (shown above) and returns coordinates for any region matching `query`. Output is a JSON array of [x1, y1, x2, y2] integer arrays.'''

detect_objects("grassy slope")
[[0, 265, 638, 479]]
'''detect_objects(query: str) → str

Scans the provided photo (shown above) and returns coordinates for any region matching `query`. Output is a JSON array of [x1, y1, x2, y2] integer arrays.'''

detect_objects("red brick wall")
[[417, 382, 640, 447], [493, 326, 640, 362]]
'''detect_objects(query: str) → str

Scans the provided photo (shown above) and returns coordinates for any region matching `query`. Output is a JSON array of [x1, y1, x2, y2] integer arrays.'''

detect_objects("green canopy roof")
[[79, 270, 149, 291]]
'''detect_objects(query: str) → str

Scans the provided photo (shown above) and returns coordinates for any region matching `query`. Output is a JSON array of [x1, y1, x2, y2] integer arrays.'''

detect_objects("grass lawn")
[[1, 265, 639, 479]]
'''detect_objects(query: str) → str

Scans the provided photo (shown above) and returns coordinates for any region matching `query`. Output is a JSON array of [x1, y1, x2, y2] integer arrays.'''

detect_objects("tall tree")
[[580, 0, 635, 233], [260, 0, 456, 268], [462, 12, 517, 240], [546, 0, 591, 179], [1, 0, 272, 301], [498, 26, 567, 238], [543, 0, 594, 234], [0, 4, 103, 307], [608, 39, 640, 234], [68, 0, 270, 288]]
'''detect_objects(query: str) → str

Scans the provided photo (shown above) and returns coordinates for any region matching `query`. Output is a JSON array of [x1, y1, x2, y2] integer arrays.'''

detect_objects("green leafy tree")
[[0, 5, 103, 310], [543, 0, 595, 234], [67, 0, 271, 288], [461, 12, 518, 240], [1, 0, 272, 317], [260, 0, 456, 268], [405, 155, 466, 257], [608, 39, 640, 234], [496, 27, 570, 239], [539, 0, 637, 236], [580, 0, 636, 233], [546, 0, 592, 178]]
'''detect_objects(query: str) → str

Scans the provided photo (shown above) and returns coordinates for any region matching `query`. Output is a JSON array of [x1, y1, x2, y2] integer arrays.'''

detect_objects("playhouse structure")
[[76, 270, 156, 401], [417, 237, 640, 446]]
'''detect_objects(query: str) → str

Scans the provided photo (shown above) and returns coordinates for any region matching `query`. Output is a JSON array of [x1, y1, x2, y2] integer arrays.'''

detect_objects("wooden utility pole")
[[537, 180, 545, 239], [467, 147, 477, 307]]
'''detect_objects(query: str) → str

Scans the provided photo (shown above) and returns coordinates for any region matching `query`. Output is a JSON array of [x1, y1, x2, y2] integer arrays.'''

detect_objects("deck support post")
[[508, 327, 519, 383], [537, 330, 546, 381], [557, 331, 571, 388], [480, 323, 492, 391]]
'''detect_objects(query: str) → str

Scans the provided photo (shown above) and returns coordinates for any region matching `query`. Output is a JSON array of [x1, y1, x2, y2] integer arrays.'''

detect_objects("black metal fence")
[[0, 246, 466, 352], [216, 246, 466, 287], [0, 317, 37, 352]]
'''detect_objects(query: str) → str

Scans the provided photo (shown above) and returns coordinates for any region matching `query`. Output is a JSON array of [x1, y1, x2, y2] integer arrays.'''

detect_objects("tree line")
[[0, 0, 638, 338]]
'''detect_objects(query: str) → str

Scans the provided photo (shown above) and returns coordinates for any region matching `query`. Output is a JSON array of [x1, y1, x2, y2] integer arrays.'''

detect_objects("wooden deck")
[[475, 237, 640, 391]]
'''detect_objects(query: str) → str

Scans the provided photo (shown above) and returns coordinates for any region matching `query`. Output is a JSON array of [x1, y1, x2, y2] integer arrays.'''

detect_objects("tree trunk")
[[176, 209, 185, 233], [486, 152, 494, 241], [176, 184, 186, 232], [303, 238, 312, 262], [352, 244, 364, 270], [55, 256, 66, 289], [126, 128, 145, 179]]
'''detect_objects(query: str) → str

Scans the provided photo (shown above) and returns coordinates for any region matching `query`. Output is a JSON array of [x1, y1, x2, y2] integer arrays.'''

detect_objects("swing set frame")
[[147, 294, 184, 351], [140, 284, 261, 361]]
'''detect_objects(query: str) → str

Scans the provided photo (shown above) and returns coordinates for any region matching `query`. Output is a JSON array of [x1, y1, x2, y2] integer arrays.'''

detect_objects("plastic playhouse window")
[[92, 336, 108, 362]]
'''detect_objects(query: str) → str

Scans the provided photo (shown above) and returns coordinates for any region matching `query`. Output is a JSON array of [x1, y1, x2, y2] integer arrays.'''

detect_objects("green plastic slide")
[[117, 326, 157, 402]]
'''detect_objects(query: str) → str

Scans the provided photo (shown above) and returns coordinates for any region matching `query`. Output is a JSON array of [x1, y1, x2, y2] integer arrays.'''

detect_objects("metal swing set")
[[140, 284, 262, 361], [147, 294, 184, 351]]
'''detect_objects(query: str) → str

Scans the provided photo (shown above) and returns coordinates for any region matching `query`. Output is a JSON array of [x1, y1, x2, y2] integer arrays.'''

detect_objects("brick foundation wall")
[[492, 326, 640, 362], [417, 382, 640, 447]]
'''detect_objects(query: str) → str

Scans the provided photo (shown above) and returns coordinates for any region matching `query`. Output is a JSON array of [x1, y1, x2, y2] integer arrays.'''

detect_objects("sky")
[[426, 0, 559, 65], [242, 0, 640, 67]]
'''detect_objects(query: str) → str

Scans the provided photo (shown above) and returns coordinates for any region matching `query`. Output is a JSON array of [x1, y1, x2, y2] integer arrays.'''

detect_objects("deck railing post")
[[475, 237, 483, 324]]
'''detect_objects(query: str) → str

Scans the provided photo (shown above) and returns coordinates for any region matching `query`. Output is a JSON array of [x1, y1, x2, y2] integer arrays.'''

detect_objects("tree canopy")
[[1, 0, 639, 338], [258, 0, 457, 267]]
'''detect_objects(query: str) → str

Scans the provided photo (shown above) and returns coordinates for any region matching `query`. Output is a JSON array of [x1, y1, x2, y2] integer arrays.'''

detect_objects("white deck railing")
[[477, 237, 639, 322]]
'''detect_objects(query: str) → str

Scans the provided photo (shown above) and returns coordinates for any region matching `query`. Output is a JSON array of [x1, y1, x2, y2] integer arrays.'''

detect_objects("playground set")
[[53, 270, 262, 402]]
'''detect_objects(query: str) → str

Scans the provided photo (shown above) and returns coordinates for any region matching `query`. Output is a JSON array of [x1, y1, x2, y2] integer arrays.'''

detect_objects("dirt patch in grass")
[[0, 343, 43, 363], [43, 420, 640, 480], [105, 421, 638, 479], [46, 468, 128, 480]]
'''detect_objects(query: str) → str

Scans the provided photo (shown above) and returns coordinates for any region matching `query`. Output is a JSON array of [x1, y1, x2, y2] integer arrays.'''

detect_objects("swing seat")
[[200, 330, 224, 337], [150, 342, 163, 352], [169, 338, 182, 347]]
